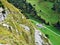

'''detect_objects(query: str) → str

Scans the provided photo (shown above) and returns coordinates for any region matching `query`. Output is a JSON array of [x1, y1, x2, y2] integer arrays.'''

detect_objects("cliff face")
[[0, 0, 51, 45]]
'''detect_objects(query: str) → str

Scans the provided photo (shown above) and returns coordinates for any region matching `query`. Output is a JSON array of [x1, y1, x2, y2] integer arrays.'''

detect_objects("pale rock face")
[[0, 7, 4, 22], [35, 30, 43, 45], [0, 44, 2, 45], [0, 13, 4, 22], [36, 23, 43, 28], [22, 16, 25, 19], [2, 23, 13, 31], [3, 23, 9, 28], [0, 7, 4, 12], [20, 24, 30, 31], [0, 7, 8, 22], [0, 44, 10, 45]]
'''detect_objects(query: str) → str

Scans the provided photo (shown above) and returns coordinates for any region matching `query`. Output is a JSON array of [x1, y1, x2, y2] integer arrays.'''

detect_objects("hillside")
[[0, 0, 51, 45], [7, 0, 60, 25], [26, 0, 60, 25], [6, 0, 60, 45]]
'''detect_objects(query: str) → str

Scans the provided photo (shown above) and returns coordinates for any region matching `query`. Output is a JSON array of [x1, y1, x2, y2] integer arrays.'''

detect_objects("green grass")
[[44, 25, 60, 35], [39, 28, 60, 45], [26, 1, 60, 44], [29, 19, 60, 45], [26, 0, 60, 24]]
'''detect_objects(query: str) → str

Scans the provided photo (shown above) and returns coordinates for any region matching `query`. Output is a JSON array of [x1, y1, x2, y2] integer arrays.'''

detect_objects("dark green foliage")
[[0, 1, 2, 7], [33, 4, 36, 6], [54, 21, 60, 29], [0, 1, 5, 9], [49, 0, 55, 2], [51, 4, 56, 10], [45, 0, 60, 2], [7, 0, 38, 19], [52, 2, 60, 13], [8, 0, 31, 13], [44, 0, 47, 1], [0, 1, 3, 7], [45, 34, 49, 38]]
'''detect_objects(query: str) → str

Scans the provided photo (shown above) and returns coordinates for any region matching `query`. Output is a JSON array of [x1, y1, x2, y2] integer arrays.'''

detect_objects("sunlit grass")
[[27, 0, 60, 24], [0, 0, 35, 45]]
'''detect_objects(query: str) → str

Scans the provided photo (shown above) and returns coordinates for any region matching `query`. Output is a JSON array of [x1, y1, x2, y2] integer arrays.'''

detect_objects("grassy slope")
[[40, 28, 60, 45], [26, 0, 60, 45], [0, 0, 35, 45], [26, 0, 60, 24], [26, 13, 60, 35], [30, 19, 60, 45]]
